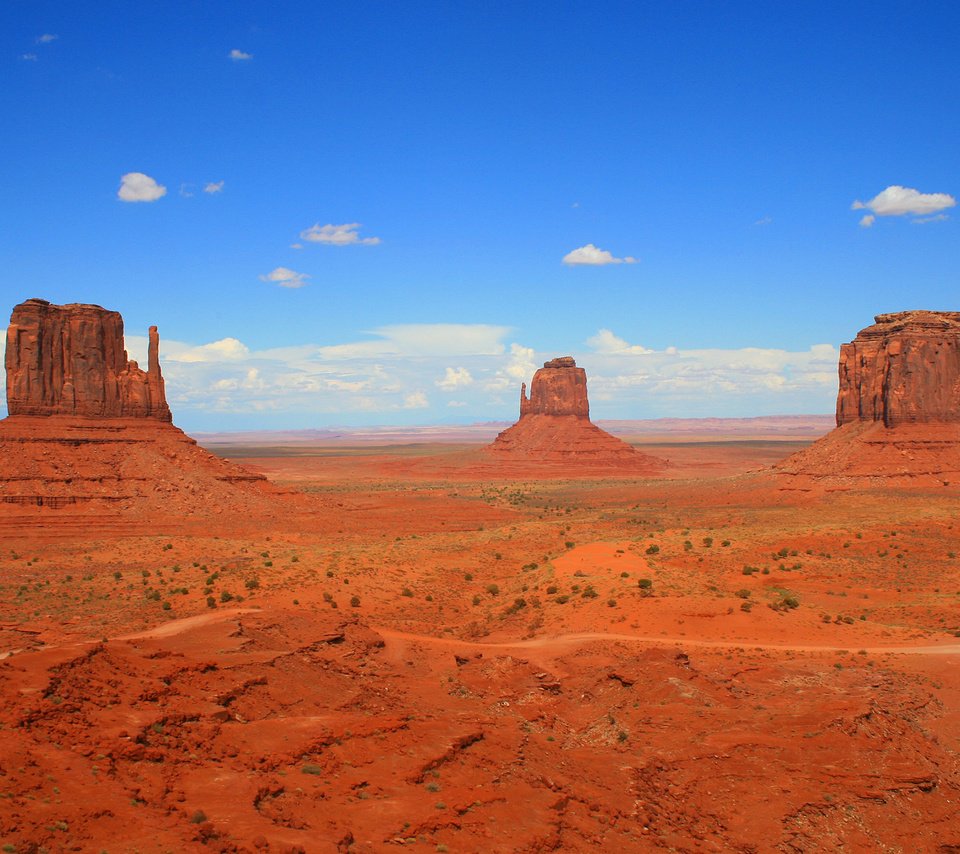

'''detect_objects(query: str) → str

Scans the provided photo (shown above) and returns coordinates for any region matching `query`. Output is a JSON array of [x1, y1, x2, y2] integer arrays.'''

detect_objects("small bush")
[[350, 595, 361, 608], [645, 545, 660, 555], [302, 764, 322, 775], [206, 596, 216, 608], [486, 583, 500, 596]]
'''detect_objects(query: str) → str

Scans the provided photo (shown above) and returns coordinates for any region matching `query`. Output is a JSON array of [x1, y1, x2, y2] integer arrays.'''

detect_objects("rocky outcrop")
[[5, 298, 171, 420], [836, 311, 960, 426], [778, 310, 960, 486], [487, 356, 666, 472], [0, 298, 297, 521], [520, 357, 589, 419]]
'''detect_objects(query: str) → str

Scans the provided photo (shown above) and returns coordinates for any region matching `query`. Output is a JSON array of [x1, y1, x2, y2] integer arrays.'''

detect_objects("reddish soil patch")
[[1, 438, 959, 852]]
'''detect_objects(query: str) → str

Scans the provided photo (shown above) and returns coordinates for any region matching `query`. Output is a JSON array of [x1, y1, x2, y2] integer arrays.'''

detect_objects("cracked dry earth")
[[1, 439, 960, 852]]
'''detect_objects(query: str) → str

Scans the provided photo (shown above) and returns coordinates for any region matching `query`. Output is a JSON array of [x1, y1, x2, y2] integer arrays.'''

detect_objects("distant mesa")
[[486, 356, 667, 472], [0, 298, 285, 521], [779, 310, 960, 485]]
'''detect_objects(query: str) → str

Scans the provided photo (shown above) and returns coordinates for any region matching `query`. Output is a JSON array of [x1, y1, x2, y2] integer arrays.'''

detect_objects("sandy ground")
[[0, 438, 958, 852]]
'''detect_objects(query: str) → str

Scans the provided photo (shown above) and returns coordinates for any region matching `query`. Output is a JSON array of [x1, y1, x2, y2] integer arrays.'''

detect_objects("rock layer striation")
[[0, 298, 292, 520], [836, 311, 960, 427], [5, 298, 171, 420], [779, 310, 960, 485]]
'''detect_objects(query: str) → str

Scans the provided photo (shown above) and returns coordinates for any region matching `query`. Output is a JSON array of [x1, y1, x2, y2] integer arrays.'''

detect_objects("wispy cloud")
[[259, 267, 310, 288], [21, 53, 38, 61], [587, 329, 652, 355], [435, 367, 474, 391], [118, 172, 167, 203], [403, 391, 429, 409], [203, 181, 225, 194], [36, 34, 58, 44], [858, 214, 875, 228], [229, 49, 252, 61], [852, 185, 955, 222], [562, 243, 637, 266], [299, 222, 381, 246]]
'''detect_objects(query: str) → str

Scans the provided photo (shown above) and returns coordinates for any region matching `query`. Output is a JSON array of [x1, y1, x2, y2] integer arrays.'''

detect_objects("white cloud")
[[203, 181, 224, 194], [229, 49, 252, 61], [179, 183, 195, 198], [858, 214, 875, 228], [403, 391, 429, 409], [21, 53, 37, 61], [852, 185, 955, 218], [164, 338, 251, 363], [36, 34, 58, 44], [290, 243, 304, 249], [913, 213, 949, 225], [259, 267, 310, 288], [754, 216, 773, 226], [586, 329, 653, 355], [435, 367, 474, 391], [562, 243, 637, 266], [118, 172, 167, 203], [107, 323, 840, 428], [299, 222, 381, 246]]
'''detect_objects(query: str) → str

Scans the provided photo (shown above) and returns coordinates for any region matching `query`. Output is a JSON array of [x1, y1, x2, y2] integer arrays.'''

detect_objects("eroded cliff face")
[[520, 357, 590, 419], [836, 311, 960, 427], [5, 298, 171, 421]]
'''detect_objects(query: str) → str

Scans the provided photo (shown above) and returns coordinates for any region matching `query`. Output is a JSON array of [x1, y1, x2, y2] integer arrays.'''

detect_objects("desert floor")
[[1, 437, 958, 852]]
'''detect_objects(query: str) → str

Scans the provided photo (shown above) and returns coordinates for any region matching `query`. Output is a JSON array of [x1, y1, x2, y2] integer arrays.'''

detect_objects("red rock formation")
[[5, 298, 171, 421], [520, 356, 590, 418], [779, 311, 960, 485], [487, 357, 666, 472], [0, 298, 295, 519], [836, 311, 960, 426]]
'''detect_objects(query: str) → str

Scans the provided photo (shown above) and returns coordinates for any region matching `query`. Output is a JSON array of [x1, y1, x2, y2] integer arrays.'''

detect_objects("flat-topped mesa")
[[520, 356, 589, 419], [836, 310, 960, 427], [5, 298, 171, 421]]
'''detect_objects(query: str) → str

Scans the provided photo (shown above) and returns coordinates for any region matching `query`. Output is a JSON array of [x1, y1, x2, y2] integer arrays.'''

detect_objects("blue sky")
[[2, 1, 958, 430]]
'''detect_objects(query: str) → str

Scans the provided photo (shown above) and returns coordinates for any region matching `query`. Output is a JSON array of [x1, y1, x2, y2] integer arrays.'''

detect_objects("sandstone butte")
[[485, 356, 667, 472], [0, 298, 285, 523], [778, 310, 960, 485]]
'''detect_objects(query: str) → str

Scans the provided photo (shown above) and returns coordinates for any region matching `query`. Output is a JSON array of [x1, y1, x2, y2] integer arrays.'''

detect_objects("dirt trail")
[[373, 625, 960, 657], [5, 607, 957, 661]]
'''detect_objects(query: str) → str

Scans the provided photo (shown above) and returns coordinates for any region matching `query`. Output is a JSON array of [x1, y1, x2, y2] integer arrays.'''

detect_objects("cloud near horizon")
[[852, 185, 955, 226], [562, 244, 637, 266], [118, 172, 167, 202], [300, 223, 381, 246], [68, 323, 840, 428]]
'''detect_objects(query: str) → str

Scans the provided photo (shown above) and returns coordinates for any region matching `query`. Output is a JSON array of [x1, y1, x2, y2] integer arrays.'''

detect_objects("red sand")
[[1, 436, 959, 852]]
